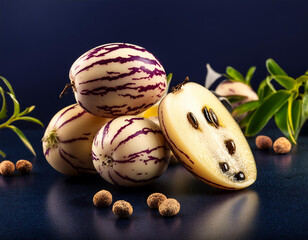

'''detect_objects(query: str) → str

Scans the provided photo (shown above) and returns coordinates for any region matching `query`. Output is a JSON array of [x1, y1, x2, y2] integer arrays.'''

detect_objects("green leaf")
[[226, 95, 246, 103], [0, 87, 7, 120], [292, 99, 302, 140], [301, 93, 308, 128], [266, 59, 288, 76], [275, 102, 289, 138], [7, 125, 36, 156], [245, 90, 291, 136], [0, 149, 6, 158], [7, 92, 20, 117], [257, 78, 275, 100], [245, 66, 256, 85], [239, 111, 255, 129], [226, 66, 245, 83], [233, 100, 260, 116], [167, 73, 173, 85], [272, 75, 296, 90], [275, 97, 300, 144], [165, 73, 173, 94], [296, 75, 308, 84], [266, 76, 276, 93], [18, 105, 35, 117], [0, 76, 15, 95], [16, 116, 44, 128]]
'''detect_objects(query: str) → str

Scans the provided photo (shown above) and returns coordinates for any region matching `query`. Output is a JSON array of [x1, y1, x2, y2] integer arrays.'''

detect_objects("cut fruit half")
[[158, 80, 257, 190]]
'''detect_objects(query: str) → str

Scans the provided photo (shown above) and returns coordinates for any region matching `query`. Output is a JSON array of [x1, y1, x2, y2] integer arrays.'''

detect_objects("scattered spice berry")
[[112, 200, 133, 218], [16, 160, 32, 174], [147, 193, 167, 209], [158, 198, 180, 217], [0, 160, 15, 176], [255, 135, 273, 150], [273, 137, 292, 154], [93, 190, 113, 207]]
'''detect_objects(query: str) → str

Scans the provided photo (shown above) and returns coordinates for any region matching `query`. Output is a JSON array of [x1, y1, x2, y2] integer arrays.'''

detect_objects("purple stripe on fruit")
[[114, 170, 159, 183], [186, 168, 235, 190], [76, 55, 161, 76], [114, 127, 162, 151], [82, 43, 147, 61], [79, 66, 165, 85], [160, 109, 194, 165], [108, 170, 120, 186], [125, 146, 169, 160], [101, 118, 115, 150], [118, 94, 144, 99], [54, 104, 77, 127], [110, 117, 144, 145], [59, 137, 89, 144], [58, 110, 87, 130]]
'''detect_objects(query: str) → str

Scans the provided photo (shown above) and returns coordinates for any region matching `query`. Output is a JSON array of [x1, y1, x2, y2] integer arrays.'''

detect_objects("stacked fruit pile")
[[42, 43, 257, 190]]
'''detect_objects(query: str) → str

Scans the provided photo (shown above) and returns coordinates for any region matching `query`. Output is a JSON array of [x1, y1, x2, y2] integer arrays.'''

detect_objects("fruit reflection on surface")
[[191, 190, 259, 240]]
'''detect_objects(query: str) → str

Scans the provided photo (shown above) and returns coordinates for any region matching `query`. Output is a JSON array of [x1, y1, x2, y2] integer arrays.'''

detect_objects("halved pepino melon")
[[158, 79, 257, 190]]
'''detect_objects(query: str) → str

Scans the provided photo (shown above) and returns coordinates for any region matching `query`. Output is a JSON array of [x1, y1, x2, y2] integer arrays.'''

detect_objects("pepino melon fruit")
[[158, 79, 257, 190]]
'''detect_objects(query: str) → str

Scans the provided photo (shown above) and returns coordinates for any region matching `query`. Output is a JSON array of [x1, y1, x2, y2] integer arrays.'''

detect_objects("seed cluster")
[[0, 159, 32, 176], [187, 107, 244, 182], [202, 107, 220, 128], [147, 193, 180, 217], [255, 135, 292, 154], [93, 189, 133, 218]]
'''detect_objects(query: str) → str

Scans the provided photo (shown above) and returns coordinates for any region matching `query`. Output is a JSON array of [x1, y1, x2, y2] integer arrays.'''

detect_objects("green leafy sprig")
[[225, 66, 257, 87], [0, 76, 44, 158], [234, 59, 308, 144]]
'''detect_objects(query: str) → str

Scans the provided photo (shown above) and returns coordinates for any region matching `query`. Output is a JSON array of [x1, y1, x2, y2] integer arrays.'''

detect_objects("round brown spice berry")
[[0, 160, 15, 176], [147, 193, 167, 209], [93, 190, 113, 207], [255, 135, 272, 150], [273, 137, 292, 154], [112, 200, 133, 218], [158, 198, 180, 217], [16, 160, 32, 174]]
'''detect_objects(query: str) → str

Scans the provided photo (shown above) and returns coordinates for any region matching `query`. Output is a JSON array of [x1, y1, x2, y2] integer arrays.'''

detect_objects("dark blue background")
[[1, 0, 308, 126]]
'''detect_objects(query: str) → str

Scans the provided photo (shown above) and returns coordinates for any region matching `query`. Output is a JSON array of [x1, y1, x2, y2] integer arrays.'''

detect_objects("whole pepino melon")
[[68, 43, 167, 118]]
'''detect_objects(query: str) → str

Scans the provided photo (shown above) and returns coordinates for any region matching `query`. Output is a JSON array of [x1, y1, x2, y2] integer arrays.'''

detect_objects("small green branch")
[[0, 76, 44, 158]]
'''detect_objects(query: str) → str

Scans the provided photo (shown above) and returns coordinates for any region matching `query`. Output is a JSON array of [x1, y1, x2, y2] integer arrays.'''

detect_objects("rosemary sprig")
[[234, 59, 308, 144], [0, 76, 44, 158]]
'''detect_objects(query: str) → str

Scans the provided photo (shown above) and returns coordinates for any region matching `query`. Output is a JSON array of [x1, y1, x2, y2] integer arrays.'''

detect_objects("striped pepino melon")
[[69, 43, 167, 118], [42, 104, 111, 175], [92, 116, 170, 187]]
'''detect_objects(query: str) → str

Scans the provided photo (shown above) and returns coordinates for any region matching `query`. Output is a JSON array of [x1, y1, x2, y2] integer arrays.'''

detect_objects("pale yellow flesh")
[[158, 82, 257, 190]]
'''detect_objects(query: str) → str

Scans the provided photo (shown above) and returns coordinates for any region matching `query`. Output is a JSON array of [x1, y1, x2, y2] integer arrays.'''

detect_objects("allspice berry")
[[255, 135, 273, 150], [93, 190, 113, 207], [158, 198, 180, 217], [147, 193, 167, 209], [16, 160, 32, 174], [273, 137, 292, 154], [0, 160, 15, 176], [112, 200, 133, 218]]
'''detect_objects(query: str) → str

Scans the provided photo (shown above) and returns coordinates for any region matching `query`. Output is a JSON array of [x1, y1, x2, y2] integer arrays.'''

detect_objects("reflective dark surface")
[[0, 129, 307, 239]]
